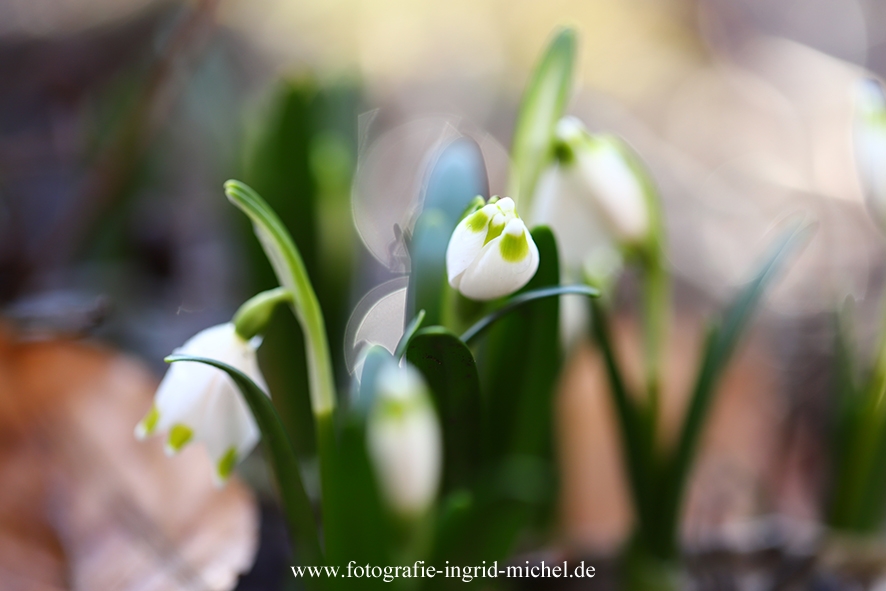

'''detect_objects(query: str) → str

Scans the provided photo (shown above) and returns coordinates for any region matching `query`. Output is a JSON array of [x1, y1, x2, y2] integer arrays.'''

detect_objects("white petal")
[[368, 406, 441, 515], [456, 219, 539, 300], [136, 321, 267, 472], [531, 162, 613, 274], [200, 378, 261, 485], [367, 363, 441, 516], [445, 205, 495, 286], [577, 139, 650, 244], [855, 79, 886, 229]]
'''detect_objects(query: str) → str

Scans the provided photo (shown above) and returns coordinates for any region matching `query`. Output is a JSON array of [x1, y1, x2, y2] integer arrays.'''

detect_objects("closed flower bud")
[[854, 77, 886, 233], [445, 197, 540, 300], [135, 323, 268, 485], [367, 363, 442, 517]]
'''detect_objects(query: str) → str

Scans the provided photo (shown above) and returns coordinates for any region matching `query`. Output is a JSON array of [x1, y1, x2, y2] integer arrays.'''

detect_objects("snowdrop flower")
[[445, 197, 539, 300], [135, 323, 267, 485], [545, 117, 652, 246], [367, 362, 442, 517], [854, 77, 886, 233]]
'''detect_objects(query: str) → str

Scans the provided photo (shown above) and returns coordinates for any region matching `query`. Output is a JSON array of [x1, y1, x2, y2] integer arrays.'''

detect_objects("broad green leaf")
[[508, 28, 577, 207], [165, 355, 323, 570], [479, 226, 562, 462], [406, 327, 483, 491], [407, 138, 489, 325]]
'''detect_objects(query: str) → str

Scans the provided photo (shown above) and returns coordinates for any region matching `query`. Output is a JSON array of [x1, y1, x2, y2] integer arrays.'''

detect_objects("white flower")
[[545, 117, 651, 246], [445, 197, 540, 300], [854, 77, 886, 233], [366, 362, 442, 517], [135, 323, 267, 485]]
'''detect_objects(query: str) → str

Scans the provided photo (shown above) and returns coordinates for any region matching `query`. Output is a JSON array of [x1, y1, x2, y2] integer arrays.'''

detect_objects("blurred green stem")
[[831, 292, 886, 530]]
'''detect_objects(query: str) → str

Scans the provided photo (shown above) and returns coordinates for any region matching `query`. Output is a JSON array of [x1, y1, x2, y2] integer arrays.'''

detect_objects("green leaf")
[[165, 355, 323, 568], [407, 138, 489, 325], [406, 327, 484, 491], [588, 299, 655, 536], [394, 309, 426, 359], [508, 27, 577, 207], [240, 82, 324, 457], [324, 348, 393, 577], [653, 221, 812, 558], [224, 179, 336, 416], [460, 284, 599, 344], [479, 226, 562, 462]]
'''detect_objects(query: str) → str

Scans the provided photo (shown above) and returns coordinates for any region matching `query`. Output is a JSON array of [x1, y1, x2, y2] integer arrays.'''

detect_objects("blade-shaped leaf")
[[225, 179, 336, 416], [508, 27, 577, 207], [653, 221, 812, 558], [460, 284, 598, 344], [324, 347, 393, 575], [406, 327, 483, 491], [407, 138, 489, 325], [165, 355, 323, 568]]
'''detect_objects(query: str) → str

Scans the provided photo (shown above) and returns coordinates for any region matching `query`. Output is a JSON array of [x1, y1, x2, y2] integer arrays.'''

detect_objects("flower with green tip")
[[854, 77, 886, 233], [367, 362, 442, 517], [445, 196, 540, 300], [135, 323, 268, 486]]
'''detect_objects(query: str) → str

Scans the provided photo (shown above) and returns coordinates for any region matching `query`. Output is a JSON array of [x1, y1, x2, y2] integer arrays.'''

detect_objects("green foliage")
[[509, 27, 576, 207], [590, 222, 810, 568], [407, 138, 489, 325]]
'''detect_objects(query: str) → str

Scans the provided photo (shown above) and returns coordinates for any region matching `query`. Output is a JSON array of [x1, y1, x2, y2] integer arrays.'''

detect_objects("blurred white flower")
[[135, 323, 267, 486], [533, 117, 652, 255], [854, 77, 886, 233], [367, 362, 442, 517], [446, 197, 540, 300]]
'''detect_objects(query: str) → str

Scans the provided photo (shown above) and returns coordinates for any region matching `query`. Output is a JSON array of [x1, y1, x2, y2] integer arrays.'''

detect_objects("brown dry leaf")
[[0, 324, 258, 591]]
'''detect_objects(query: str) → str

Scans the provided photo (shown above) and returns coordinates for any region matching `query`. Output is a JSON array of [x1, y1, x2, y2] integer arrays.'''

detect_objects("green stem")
[[225, 180, 337, 416], [590, 299, 654, 537], [232, 287, 293, 340], [641, 253, 668, 424], [833, 291, 886, 530]]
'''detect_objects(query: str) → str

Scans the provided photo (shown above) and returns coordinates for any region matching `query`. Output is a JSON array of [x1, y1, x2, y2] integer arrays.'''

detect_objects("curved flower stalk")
[[445, 197, 540, 300], [854, 77, 886, 234], [366, 362, 442, 518], [135, 323, 268, 485]]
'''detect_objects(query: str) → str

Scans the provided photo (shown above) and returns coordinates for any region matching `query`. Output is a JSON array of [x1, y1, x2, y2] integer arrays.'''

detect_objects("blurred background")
[[3, 0, 886, 588]]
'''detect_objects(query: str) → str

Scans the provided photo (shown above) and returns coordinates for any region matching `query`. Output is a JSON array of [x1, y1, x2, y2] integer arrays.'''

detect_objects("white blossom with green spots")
[[135, 323, 267, 486], [445, 196, 539, 300]]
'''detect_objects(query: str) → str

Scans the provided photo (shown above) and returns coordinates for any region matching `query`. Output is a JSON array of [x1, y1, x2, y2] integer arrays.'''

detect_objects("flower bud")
[[135, 323, 268, 485], [854, 77, 886, 233], [445, 197, 540, 300], [366, 362, 442, 517]]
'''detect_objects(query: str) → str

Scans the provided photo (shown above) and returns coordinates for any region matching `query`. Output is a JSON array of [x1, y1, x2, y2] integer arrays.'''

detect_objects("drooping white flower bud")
[[552, 117, 652, 246], [445, 197, 540, 300], [854, 77, 886, 233], [366, 362, 442, 517], [135, 323, 268, 485]]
